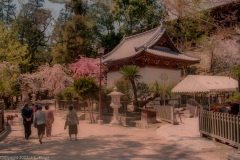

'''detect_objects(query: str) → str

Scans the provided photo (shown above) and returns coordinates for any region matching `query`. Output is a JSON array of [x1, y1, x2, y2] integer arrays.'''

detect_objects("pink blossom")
[[20, 64, 73, 95], [69, 56, 106, 84]]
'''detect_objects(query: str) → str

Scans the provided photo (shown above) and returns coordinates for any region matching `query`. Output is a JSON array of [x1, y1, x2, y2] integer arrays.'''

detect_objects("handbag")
[[67, 120, 71, 126]]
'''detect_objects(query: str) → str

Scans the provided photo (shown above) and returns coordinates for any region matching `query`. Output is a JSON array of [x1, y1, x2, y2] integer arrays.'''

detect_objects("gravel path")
[[0, 108, 236, 160]]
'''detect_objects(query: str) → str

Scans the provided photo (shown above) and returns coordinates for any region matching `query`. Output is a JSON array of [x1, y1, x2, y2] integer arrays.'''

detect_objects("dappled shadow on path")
[[0, 134, 202, 160], [0, 122, 11, 142]]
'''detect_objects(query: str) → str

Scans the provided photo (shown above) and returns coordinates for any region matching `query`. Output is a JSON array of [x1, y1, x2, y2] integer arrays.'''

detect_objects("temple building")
[[103, 24, 200, 87]]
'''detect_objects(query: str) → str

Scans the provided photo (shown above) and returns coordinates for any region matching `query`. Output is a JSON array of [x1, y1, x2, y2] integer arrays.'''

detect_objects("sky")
[[14, 0, 65, 34], [15, 0, 65, 20]]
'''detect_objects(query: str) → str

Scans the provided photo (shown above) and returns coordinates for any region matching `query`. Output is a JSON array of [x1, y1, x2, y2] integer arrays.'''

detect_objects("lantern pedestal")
[[110, 105, 121, 126], [108, 87, 124, 126], [97, 119, 103, 125]]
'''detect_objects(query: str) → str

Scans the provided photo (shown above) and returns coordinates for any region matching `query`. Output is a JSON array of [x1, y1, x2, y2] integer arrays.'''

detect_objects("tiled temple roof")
[[103, 24, 200, 64]]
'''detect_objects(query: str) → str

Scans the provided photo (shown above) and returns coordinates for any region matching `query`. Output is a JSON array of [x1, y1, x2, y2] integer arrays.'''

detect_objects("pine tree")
[[111, 0, 166, 35], [0, 0, 16, 26]]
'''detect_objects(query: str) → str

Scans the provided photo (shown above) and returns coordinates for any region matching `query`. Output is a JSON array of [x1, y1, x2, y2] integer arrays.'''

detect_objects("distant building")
[[103, 24, 200, 87]]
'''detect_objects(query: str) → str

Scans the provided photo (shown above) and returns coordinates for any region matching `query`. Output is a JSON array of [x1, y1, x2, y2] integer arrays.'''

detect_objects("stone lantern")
[[108, 87, 123, 126], [21, 85, 30, 103], [31, 93, 36, 104]]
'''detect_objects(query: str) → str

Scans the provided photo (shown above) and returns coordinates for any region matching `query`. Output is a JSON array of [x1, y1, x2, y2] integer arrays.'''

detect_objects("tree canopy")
[[0, 24, 29, 67]]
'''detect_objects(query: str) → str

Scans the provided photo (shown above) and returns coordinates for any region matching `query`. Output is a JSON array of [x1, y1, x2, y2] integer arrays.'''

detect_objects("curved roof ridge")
[[103, 38, 126, 59], [181, 52, 201, 59], [103, 27, 158, 59], [135, 25, 165, 51], [145, 49, 200, 61], [104, 50, 143, 63], [144, 25, 165, 48], [124, 27, 158, 41]]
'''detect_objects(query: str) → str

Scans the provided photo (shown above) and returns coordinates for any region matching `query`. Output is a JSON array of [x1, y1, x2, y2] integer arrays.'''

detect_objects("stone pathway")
[[0, 110, 237, 160]]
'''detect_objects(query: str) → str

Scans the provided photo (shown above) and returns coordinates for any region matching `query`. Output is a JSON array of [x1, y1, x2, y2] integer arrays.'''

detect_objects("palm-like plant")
[[119, 65, 142, 111]]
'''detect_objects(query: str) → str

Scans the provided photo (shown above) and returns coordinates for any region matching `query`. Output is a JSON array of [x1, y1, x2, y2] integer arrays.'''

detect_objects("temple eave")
[[104, 54, 199, 72]]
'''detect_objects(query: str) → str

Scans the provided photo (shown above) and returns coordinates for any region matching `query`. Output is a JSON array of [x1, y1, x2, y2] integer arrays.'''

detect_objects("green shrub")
[[113, 78, 132, 101], [62, 87, 75, 100], [55, 92, 64, 100]]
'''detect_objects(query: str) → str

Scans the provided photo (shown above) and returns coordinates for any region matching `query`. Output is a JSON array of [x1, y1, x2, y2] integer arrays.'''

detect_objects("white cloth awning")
[[172, 75, 238, 93]]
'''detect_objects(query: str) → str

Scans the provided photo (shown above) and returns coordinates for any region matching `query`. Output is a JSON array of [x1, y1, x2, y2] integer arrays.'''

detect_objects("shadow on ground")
[[0, 134, 202, 160], [0, 122, 12, 142]]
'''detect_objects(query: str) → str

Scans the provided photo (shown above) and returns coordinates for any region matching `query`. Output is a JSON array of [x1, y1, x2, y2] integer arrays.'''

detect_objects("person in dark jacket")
[[21, 103, 33, 139]]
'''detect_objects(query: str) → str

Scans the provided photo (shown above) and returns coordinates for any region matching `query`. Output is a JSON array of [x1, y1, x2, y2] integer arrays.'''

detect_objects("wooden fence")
[[56, 100, 88, 111], [0, 110, 4, 132], [199, 109, 240, 149], [153, 105, 175, 124]]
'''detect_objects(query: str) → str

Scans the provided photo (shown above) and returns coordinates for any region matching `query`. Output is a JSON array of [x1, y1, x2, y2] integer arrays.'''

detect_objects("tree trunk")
[[91, 100, 95, 123], [86, 99, 94, 123], [2, 96, 11, 109], [131, 80, 138, 112], [210, 48, 215, 73], [139, 97, 155, 108]]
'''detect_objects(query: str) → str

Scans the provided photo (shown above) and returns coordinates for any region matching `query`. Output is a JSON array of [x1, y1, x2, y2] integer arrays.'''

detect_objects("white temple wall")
[[107, 66, 180, 87]]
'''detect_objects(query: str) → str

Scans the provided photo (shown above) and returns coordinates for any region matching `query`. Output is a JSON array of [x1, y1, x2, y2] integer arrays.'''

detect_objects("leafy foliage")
[[149, 80, 176, 99], [119, 65, 142, 109], [62, 87, 75, 100], [0, 62, 21, 108], [113, 78, 132, 101], [119, 65, 142, 82], [51, 0, 97, 64], [13, 1, 52, 72], [150, 81, 161, 98], [228, 93, 240, 103], [0, 0, 16, 26], [0, 62, 20, 95], [163, 0, 216, 51], [55, 92, 64, 100], [0, 24, 29, 67], [111, 0, 166, 35], [137, 82, 150, 100], [231, 67, 240, 82], [100, 32, 123, 53], [73, 76, 99, 100]]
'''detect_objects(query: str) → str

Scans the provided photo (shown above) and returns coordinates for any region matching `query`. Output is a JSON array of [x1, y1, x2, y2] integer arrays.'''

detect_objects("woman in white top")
[[64, 105, 79, 140], [33, 106, 46, 144]]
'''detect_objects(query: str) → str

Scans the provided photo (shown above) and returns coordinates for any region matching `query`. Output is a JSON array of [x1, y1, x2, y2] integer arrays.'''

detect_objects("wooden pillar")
[[208, 93, 211, 111], [179, 95, 182, 107], [124, 102, 127, 117]]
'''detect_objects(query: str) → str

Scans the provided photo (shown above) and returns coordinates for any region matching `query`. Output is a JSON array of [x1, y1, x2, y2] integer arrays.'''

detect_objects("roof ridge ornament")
[[134, 24, 165, 51]]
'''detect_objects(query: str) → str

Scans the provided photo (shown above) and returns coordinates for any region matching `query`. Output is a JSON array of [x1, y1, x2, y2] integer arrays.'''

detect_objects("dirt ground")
[[0, 103, 237, 160]]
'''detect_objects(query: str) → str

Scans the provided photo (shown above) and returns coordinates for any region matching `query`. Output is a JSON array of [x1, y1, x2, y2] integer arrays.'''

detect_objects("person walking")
[[33, 106, 46, 144], [21, 103, 33, 140], [64, 105, 79, 141], [45, 105, 54, 137]]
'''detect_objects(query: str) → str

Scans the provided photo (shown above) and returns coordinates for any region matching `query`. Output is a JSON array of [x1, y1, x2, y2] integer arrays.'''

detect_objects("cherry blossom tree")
[[69, 56, 107, 123], [69, 56, 99, 77], [19, 64, 73, 96], [69, 56, 106, 84]]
